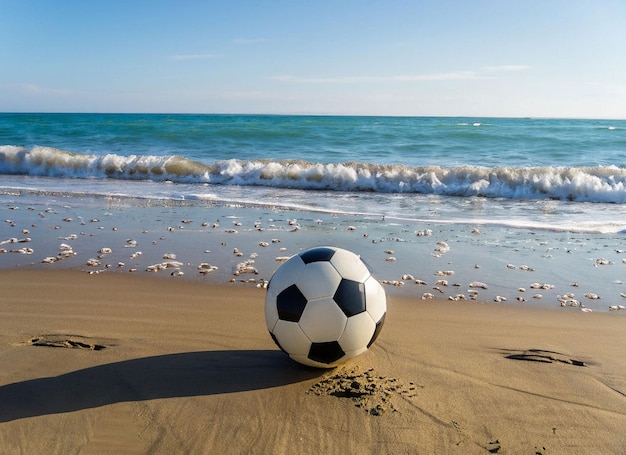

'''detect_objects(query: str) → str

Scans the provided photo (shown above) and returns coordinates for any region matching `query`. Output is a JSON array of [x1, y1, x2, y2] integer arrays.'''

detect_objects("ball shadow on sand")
[[0, 349, 322, 423]]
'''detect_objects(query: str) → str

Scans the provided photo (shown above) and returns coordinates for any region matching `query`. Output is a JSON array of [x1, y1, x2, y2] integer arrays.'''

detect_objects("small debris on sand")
[[308, 367, 417, 416]]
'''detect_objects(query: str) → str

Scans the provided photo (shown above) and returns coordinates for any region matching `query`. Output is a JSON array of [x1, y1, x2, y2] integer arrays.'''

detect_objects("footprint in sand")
[[500, 348, 586, 367], [24, 334, 108, 351]]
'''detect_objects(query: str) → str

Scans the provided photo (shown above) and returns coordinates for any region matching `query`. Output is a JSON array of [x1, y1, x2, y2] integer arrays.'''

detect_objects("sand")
[[0, 269, 624, 454]]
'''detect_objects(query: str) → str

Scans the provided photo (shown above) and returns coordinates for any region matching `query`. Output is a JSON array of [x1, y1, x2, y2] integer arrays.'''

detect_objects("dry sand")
[[0, 269, 625, 454]]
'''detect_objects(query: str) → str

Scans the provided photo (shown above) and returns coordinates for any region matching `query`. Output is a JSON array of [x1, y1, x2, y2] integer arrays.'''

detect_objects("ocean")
[[1, 113, 626, 312], [2, 114, 626, 231]]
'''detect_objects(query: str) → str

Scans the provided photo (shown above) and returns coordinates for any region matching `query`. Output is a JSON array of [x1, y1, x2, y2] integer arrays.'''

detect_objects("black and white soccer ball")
[[265, 246, 386, 368]]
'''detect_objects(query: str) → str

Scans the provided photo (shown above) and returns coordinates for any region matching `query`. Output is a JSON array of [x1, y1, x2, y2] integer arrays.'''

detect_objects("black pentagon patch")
[[269, 332, 288, 354], [277, 284, 308, 322], [333, 278, 366, 317], [308, 341, 345, 364], [299, 247, 335, 264], [367, 313, 386, 348]]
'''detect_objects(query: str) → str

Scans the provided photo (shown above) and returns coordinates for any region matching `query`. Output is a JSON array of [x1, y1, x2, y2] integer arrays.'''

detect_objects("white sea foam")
[[2, 146, 626, 204]]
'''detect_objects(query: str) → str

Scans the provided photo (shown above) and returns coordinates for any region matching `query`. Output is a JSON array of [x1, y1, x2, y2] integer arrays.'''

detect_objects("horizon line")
[[1, 111, 625, 122]]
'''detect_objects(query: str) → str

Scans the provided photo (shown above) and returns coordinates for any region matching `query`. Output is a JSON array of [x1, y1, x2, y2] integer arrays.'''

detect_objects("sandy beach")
[[1, 193, 625, 454], [1, 269, 624, 454]]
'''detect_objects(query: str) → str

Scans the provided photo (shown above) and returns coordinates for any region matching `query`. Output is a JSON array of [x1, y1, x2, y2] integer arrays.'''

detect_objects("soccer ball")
[[265, 246, 386, 368]]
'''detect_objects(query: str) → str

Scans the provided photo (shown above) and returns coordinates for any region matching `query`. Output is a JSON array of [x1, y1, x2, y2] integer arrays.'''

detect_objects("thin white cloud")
[[483, 65, 531, 72], [272, 71, 486, 83], [272, 65, 532, 84], [216, 90, 300, 101], [170, 53, 219, 60], [232, 38, 268, 45]]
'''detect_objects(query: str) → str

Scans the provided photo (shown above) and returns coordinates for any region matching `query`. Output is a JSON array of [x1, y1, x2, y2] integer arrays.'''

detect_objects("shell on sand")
[[583, 292, 601, 300], [275, 256, 290, 262]]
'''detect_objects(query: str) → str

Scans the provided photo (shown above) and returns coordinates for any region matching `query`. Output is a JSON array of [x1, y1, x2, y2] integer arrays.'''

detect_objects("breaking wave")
[[2, 145, 626, 203]]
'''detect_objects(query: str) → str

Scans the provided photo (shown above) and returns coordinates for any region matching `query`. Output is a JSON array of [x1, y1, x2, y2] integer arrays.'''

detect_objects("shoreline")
[[1, 268, 625, 454], [2, 193, 626, 314]]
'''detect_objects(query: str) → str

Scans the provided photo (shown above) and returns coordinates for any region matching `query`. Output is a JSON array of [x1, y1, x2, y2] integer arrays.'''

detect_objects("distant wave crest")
[[2, 145, 626, 203]]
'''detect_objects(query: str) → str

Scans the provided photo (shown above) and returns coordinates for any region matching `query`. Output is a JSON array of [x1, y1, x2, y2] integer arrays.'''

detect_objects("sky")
[[1, 0, 625, 118]]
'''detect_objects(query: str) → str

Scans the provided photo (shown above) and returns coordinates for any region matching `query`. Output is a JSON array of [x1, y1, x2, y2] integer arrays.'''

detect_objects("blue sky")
[[1, 0, 625, 118]]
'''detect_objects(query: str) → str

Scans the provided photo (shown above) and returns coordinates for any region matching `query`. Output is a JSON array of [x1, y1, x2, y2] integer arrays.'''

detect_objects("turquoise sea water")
[[1, 113, 626, 233], [2, 114, 626, 311]]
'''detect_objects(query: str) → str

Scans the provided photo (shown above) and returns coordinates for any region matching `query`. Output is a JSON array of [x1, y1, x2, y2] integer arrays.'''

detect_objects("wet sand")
[[2, 195, 626, 313], [0, 269, 625, 454]]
